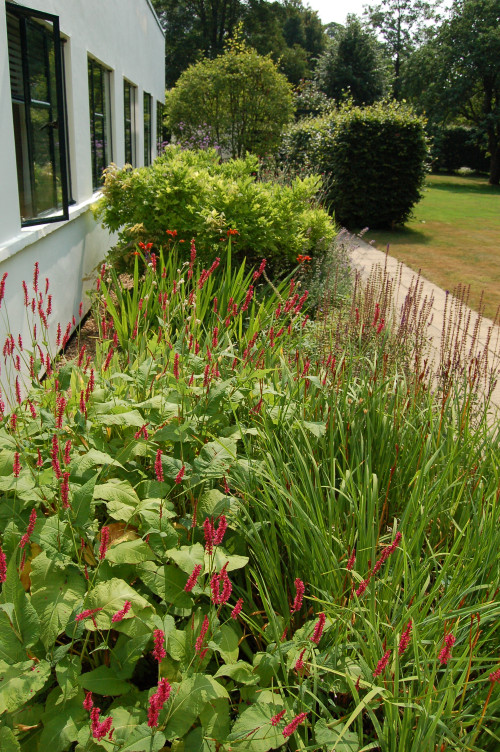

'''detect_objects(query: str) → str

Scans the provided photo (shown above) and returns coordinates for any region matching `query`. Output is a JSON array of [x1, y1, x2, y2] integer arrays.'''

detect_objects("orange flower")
[[227, 228, 238, 236], [297, 254, 312, 264], [166, 229, 177, 237]]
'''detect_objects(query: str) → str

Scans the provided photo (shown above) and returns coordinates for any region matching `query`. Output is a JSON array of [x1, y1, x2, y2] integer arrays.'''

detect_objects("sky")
[[305, 0, 370, 25]]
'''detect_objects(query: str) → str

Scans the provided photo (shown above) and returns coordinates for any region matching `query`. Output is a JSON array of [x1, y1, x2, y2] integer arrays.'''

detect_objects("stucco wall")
[[0, 0, 165, 408]]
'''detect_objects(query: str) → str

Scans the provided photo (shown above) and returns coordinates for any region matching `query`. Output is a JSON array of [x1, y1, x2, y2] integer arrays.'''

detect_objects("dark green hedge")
[[279, 101, 430, 229], [430, 125, 489, 173]]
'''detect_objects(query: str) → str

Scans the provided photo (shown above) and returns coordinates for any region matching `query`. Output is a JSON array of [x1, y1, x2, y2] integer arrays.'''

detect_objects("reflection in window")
[[88, 57, 112, 191], [124, 81, 136, 166], [144, 92, 152, 166], [156, 101, 164, 155], [7, 3, 69, 225]]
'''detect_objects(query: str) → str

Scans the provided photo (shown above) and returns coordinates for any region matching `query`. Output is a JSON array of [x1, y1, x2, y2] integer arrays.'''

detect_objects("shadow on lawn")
[[428, 174, 500, 195]]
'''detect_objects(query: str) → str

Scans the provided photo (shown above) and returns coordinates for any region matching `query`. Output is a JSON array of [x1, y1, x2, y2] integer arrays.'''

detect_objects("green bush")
[[280, 100, 429, 228], [94, 147, 336, 272], [429, 124, 489, 173], [166, 38, 294, 158]]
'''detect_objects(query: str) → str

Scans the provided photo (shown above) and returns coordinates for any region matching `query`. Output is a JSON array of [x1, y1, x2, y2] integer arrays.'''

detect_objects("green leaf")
[[193, 439, 236, 478], [55, 655, 82, 700], [314, 719, 360, 751], [73, 449, 124, 476], [110, 632, 151, 680], [30, 553, 86, 650], [138, 563, 194, 609], [166, 543, 205, 574], [71, 474, 98, 528], [214, 661, 257, 684], [164, 674, 229, 740], [40, 689, 87, 752], [207, 550, 249, 573], [96, 409, 145, 427], [84, 578, 152, 630], [0, 610, 26, 664], [228, 703, 285, 752], [197, 489, 230, 518], [209, 623, 239, 664], [32, 516, 73, 564], [116, 725, 166, 752], [1, 556, 40, 649], [0, 660, 51, 714], [93, 479, 140, 521], [297, 420, 326, 438], [0, 727, 21, 752], [106, 539, 156, 564], [200, 697, 230, 744], [77, 665, 131, 695]]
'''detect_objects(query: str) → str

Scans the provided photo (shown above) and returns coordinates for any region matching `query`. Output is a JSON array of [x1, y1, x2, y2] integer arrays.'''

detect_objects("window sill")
[[0, 192, 103, 263]]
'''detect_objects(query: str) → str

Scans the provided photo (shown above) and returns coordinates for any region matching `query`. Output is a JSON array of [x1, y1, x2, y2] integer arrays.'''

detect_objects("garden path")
[[349, 235, 500, 425]]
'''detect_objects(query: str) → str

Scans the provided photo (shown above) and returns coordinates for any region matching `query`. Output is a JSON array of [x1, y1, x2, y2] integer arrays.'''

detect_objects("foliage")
[[166, 38, 294, 158], [325, 100, 429, 228], [293, 79, 334, 120], [315, 15, 392, 105], [364, 0, 439, 98], [278, 112, 337, 174], [429, 124, 490, 173], [94, 146, 335, 273], [0, 233, 499, 751], [402, 0, 500, 184]]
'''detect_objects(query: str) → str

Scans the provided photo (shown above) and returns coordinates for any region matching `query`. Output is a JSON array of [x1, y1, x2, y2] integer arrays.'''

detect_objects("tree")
[[404, 0, 500, 184], [364, 0, 438, 98], [315, 16, 391, 105], [166, 39, 294, 158]]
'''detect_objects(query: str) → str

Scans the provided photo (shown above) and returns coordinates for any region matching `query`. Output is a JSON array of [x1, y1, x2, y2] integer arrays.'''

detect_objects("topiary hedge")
[[94, 146, 336, 273], [279, 100, 430, 229]]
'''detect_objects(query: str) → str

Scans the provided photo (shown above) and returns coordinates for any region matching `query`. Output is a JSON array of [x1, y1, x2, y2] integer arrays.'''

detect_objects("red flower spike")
[[0, 545, 7, 583], [398, 620, 413, 656], [311, 612, 326, 644], [290, 578, 305, 614], [271, 708, 286, 726], [111, 601, 132, 623], [175, 465, 185, 484], [438, 633, 456, 665], [195, 615, 209, 654], [231, 598, 244, 619], [282, 712, 308, 738], [152, 629, 166, 662], [489, 667, 500, 683], [99, 526, 110, 561], [373, 649, 391, 678], [184, 564, 202, 592], [155, 449, 164, 482], [213, 515, 227, 546], [20, 509, 36, 548], [83, 691, 93, 711], [294, 648, 306, 671], [13, 451, 21, 477]]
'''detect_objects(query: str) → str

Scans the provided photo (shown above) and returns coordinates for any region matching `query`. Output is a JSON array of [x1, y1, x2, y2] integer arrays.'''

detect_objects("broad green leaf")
[[0, 727, 21, 752], [94, 479, 139, 508], [228, 703, 285, 752], [166, 543, 205, 574], [297, 420, 326, 438], [138, 563, 193, 609], [73, 449, 124, 476], [0, 660, 51, 714], [56, 655, 82, 700], [197, 489, 230, 518], [0, 610, 26, 664], [199, 697, 230, 744], [115, 725, 166, 752], [207, 550, 249, 573], [95, 409, 145, 427], [193, 439, 237, 478], [209, 623, 239, 664], [0, 449, 16, 476], [77, 665, 131, 695], [214, 661, 257, 684], [30, 553, 86, 650], [32, 516, 73, 564], [40, 689, 87, 752], [106, 539, 156, 564], [84, 578, 152, 630], [0, 475, 36, 493], [110, 632, 150, 679], [71, 474, 98, 528], [1, 556, 40, 648], [164, 674, 228, 740], [314, 719, 360, 751]]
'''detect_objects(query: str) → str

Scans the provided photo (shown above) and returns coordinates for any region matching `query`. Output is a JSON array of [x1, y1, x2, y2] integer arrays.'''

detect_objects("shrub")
[[279, 112, 337, 173], [292, 79, 334, 120], [94, 146, 336, 273], [430, 124, 490, 173], [166, 38, 294, 158]]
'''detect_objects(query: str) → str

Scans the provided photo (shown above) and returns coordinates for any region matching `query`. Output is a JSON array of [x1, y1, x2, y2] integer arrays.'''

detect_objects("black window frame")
[[143, 91, 152, 166], [88, 56, 112, 192], [156, 100, 164, 156], [123, 79, 136, 167], [6, 1, 70, 227]]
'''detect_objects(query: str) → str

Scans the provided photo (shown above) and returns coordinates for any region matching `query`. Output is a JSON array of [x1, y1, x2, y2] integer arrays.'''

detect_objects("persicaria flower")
[[76, 607, 102, 623], [373, 649, 391, 678], [204, 517, 215, 554], [195, 615, 209, 654], [173, 353, 180, 380], [398, 619, 413, 656], [311, 612, 326, 644], [213, 515, 227, 546], [241, 285, 254, 312], [372, 531, 402, 575], [60, 472, 70, 509], [152, 629, 166, 662], [184, 564, 202, 592], [64, 440, 72, 465], [99, 526, 110, 561], [13, 451, 21, 477], [291, 578, 305, 614], [438, 633, 456, 665], [103, 346, 114, 372], [355, 574, 371, 597], [271, 709, 286, 726], [20, 508, 36, 548], [210, 566, 232, 605], [148, 677, 172, 727], [294, 648, 306, 671], [346, 548, 356, 571], [175, 465, 185, 484], [489, 667, 500, 683], [253, 259, 266, 281], [111, 601, 132, 623], [0, 545, 7, 583], [90, 706, 113, 741], [231, 598, 244, 619], [282, 712, 308, 738], [83, 691, 93, 711], [155, 449, 164, 482]]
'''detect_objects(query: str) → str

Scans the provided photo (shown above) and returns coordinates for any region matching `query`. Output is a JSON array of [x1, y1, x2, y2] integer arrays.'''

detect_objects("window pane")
[[144, 92, 151, 166], [89, 58, 111, 191], [156, 101, 164, 155], [7, 5, 69, 225], [124, 81, 136, 166]]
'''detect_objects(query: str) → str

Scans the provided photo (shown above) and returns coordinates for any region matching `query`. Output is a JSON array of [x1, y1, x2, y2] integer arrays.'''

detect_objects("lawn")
[[365, 173, 500, 320]]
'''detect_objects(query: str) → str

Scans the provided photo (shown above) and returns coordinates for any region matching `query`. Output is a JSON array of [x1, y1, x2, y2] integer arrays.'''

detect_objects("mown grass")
[[366, 174, 500, 320]]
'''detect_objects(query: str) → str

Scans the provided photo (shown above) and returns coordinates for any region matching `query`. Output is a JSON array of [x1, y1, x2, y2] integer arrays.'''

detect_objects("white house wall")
[[0, 0, 165, 409]]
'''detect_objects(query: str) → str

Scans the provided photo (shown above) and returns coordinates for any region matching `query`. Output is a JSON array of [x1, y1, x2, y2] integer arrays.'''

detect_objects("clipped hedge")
[[279, 100, 429, 229], [430, 125, 489, 173], [94, 146, 335, 272]]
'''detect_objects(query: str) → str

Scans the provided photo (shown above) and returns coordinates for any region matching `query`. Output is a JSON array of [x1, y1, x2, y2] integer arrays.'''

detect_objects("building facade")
[[0, 0, 164, 407]]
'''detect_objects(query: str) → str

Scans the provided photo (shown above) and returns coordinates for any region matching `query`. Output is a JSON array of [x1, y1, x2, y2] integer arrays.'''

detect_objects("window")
[[143, 92, 152, 166], [6, 2, 70, 226], [123, 80, 136, 166], [88, 57, 112, 191], [156, 101, 164, 156]]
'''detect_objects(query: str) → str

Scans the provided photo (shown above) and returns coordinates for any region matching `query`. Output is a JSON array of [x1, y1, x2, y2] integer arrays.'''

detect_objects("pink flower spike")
[[373, 649, 391, 678], [99, 526, 110, 561], [398, 619, 413, 656], [290, 578, 305, 614], [203, 517, 215, 555], [0, 545, 7, 583], [282, 712, 308, 738], [195, 615, 210, 654], [346, 548, 356, 571], [271, 708, 286, 726], [111, 601, 132, 623], [438, 633, 456, 665], [155, 449, 164, 482], [83, 691, 93, 711], [294, 648, 306, 671], [311, 612, 326, 644], [184, 564, 202, 592], [213, 514, 227, 546], [152, 629, 166, 662], [489, 667, 500, 683], [13, 451, 21, 477], [75, 608, 102, 623], [20, 508, 37, 548], [175, 465, 185, 484], [231, 598, 244, 619]]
